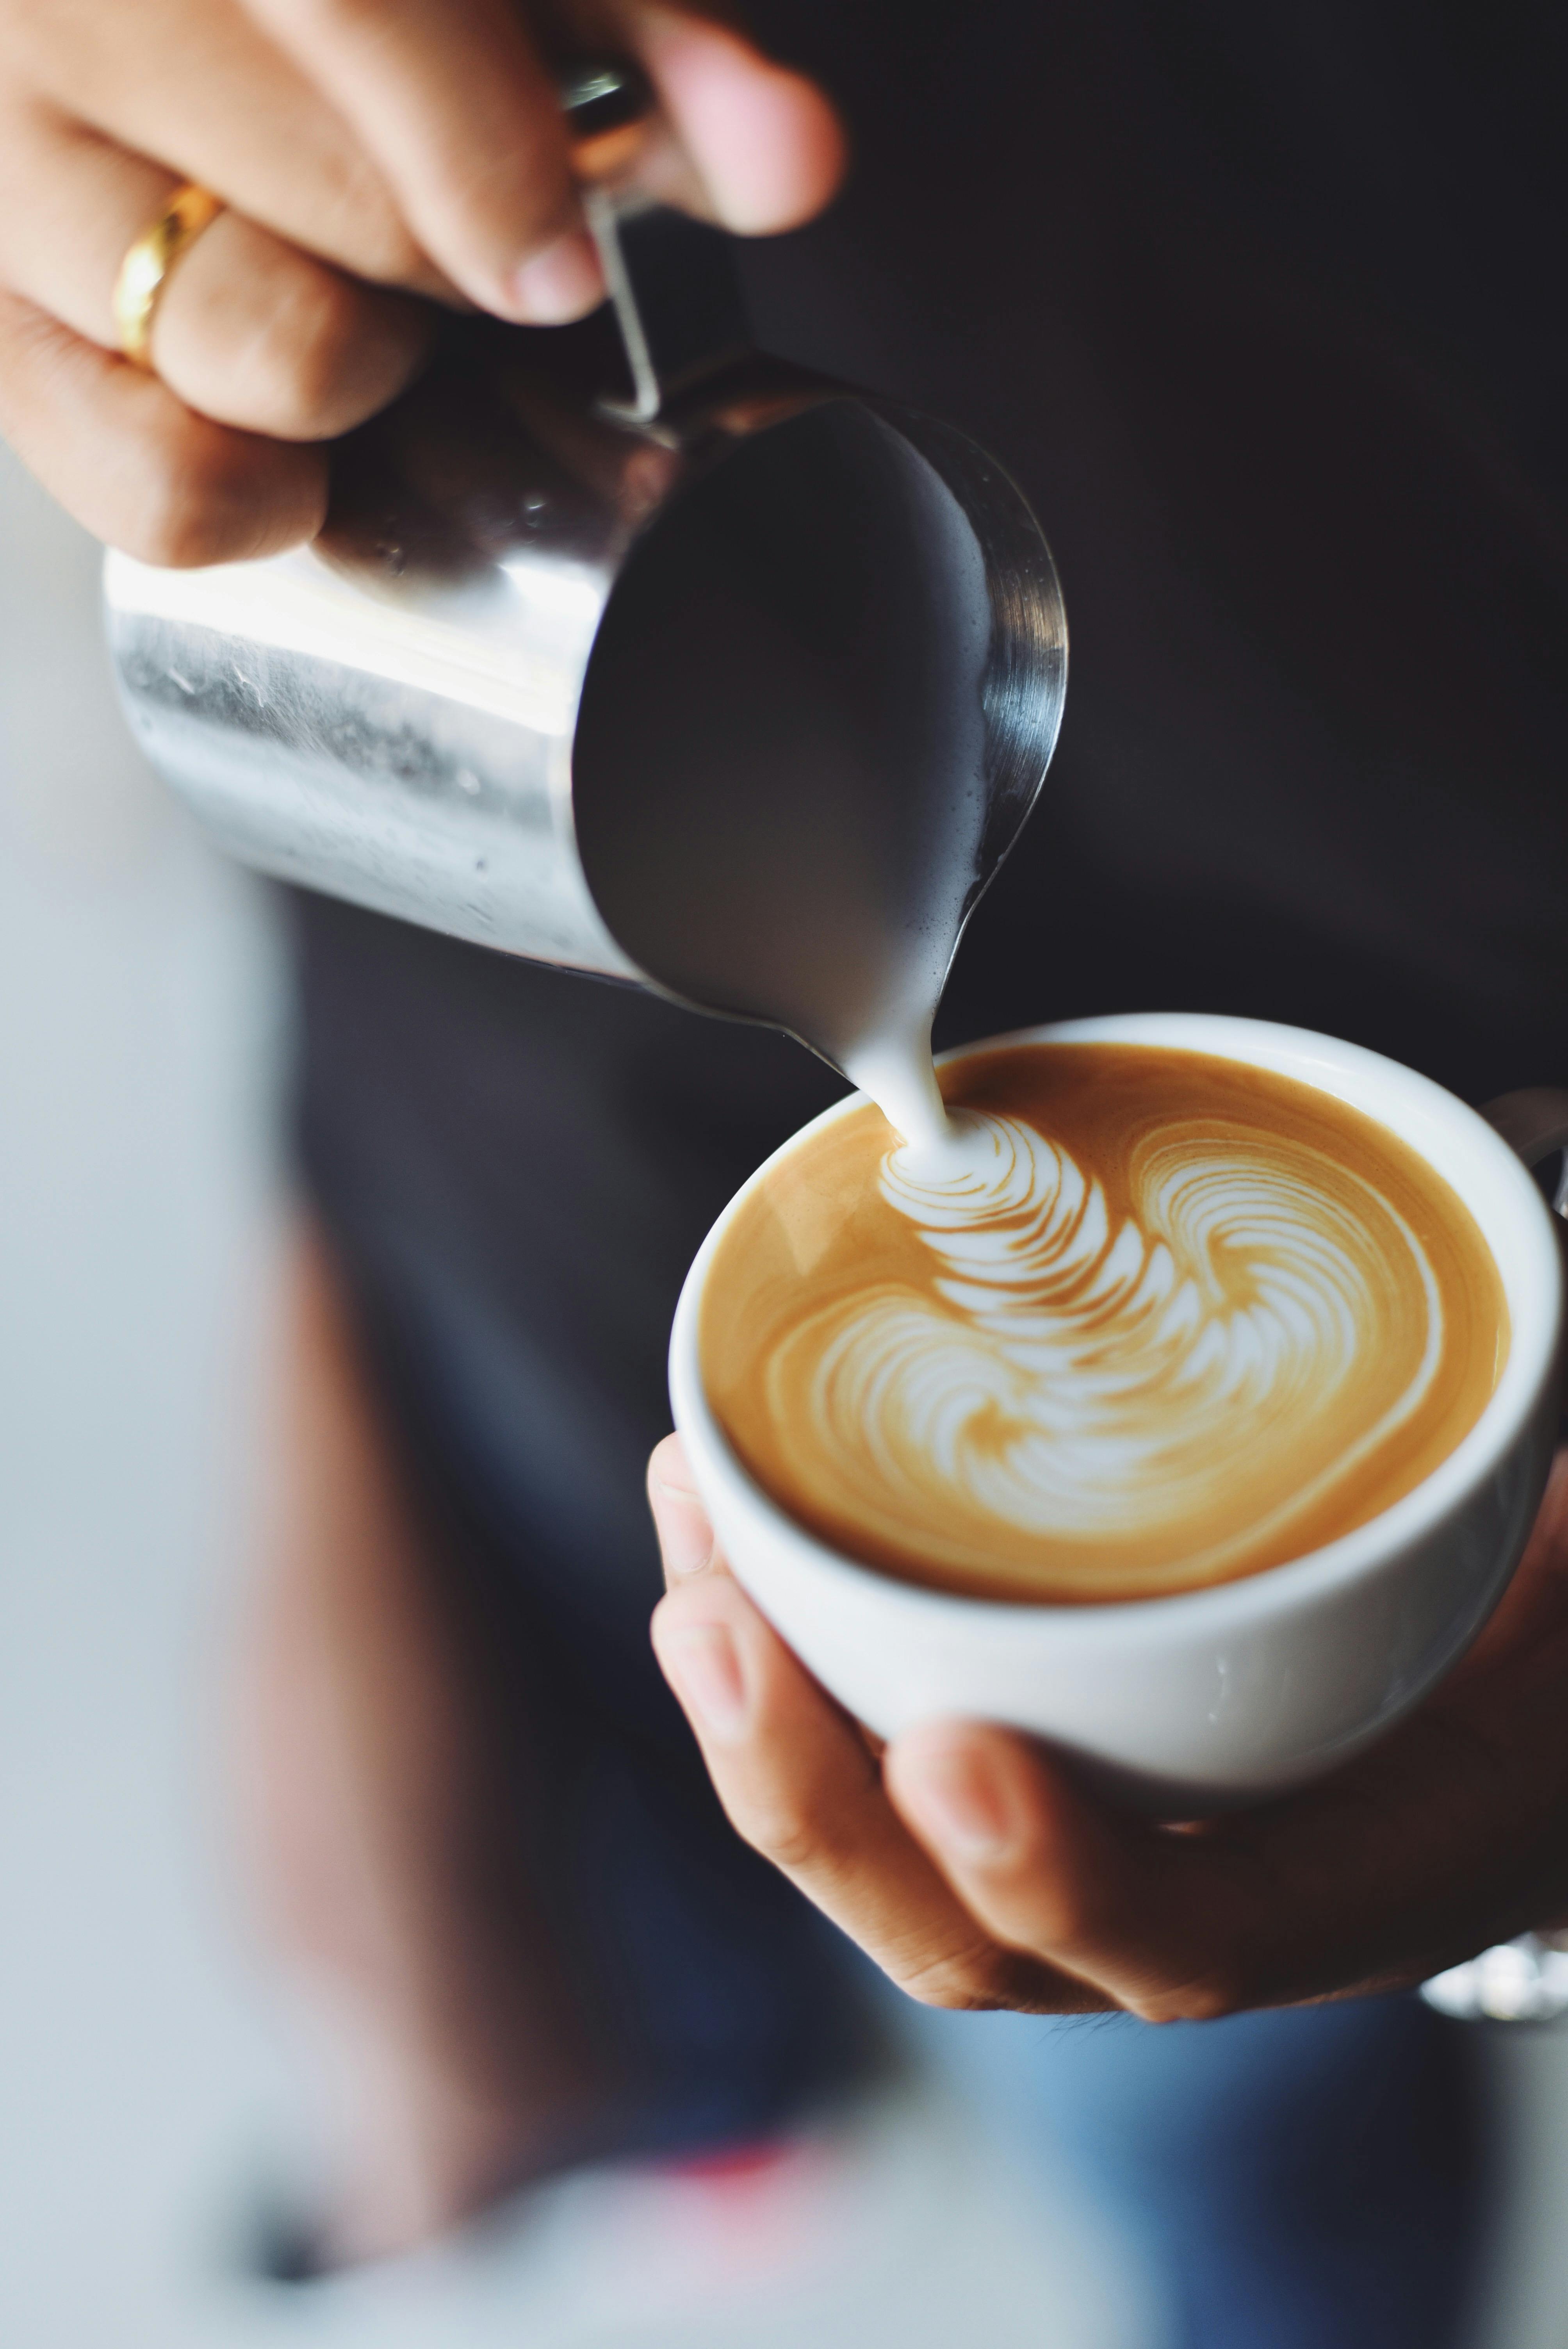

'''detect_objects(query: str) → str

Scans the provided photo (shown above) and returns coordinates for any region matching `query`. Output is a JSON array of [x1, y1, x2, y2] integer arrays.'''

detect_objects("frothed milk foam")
[[701, 1042, 1507, 1602]]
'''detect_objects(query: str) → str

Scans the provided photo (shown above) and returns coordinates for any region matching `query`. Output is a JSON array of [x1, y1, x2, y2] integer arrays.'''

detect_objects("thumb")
[[627, 6, 848, 233], [647, 1432, 729, 1586]]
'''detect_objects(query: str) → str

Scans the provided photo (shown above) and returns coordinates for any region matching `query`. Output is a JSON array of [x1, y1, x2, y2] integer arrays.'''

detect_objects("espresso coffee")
[[700, 1042, 1509, 1602]]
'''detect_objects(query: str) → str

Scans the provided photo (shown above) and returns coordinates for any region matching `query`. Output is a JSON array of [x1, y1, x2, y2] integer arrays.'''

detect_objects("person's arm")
[[0, 0, 844, 562], [647, 1433, 1568, 2016]]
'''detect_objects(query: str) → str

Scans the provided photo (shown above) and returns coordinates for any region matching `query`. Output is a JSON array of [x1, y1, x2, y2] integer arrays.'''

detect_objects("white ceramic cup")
[[669, 1014, 1566, 1814]]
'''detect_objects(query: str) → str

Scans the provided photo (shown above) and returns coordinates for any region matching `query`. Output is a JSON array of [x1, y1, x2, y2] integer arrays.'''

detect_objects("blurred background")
[[6, 436, 1568, 2348]]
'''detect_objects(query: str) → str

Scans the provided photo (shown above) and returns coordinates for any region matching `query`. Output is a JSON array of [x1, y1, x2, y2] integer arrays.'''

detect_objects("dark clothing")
[[296, 909, 863, 2155], [293, 2, 1562, 2331]]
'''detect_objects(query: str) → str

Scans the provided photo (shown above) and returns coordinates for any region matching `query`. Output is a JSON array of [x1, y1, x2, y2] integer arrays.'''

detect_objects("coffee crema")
[[700, 1043, 1509, 1602]]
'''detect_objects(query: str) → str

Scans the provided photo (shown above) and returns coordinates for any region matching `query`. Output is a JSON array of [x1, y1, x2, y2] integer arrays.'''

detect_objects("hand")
[[0, 0, 845, 562], [648, 1435, 1568, 2018]]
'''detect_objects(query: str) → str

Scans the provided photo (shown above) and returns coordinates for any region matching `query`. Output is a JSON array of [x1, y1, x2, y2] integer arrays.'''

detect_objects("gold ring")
[[112, 184, 224, 369]]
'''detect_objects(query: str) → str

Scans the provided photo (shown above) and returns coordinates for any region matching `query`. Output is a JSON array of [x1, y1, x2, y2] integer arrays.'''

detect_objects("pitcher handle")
[[561, 57, 753, 421]]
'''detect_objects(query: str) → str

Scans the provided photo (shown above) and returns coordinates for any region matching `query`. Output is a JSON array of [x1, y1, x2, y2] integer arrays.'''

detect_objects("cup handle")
[[1479, 1087, 1568, 1214], [1419, 1088, 1568, 2021]]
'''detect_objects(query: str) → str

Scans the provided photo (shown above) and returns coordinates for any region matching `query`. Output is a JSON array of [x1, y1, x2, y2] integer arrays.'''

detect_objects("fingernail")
[[510, 231, 603, 323], [649, 1471, 715, 1579], [661, 1623, 749, 1738], [902, 1743, 1019, 1861]]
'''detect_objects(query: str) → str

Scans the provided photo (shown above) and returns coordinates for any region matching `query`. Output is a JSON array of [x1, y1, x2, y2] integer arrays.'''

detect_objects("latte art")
[[701, 1044, 1507, 1600], [806, 1107, 1443, 1576]]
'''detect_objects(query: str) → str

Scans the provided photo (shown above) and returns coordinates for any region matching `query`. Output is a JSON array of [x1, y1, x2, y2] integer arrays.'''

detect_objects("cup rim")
[[670, 1012, 1563, 1638]]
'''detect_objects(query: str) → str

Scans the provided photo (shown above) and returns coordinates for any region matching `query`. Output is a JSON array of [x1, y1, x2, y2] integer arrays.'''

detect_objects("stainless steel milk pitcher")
[[103, 66, 1068, 1075]]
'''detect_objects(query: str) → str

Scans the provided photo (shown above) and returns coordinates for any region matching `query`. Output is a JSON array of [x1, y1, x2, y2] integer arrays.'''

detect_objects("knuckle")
[[1020, 1870, 1118, 1961], [247, 266, 366, 436], [900, 1975, 991, 2012], [1128, 1966, 1251, 2026], [894, 1947, 1009, 2012], [735, 1798, 824, 1876], [454, 141, 555, 216], [125, 422, 310, 568], [0, 291, 314, 565], [125, 447, 228, 568], [892, 1938, 1057, 2014], [422, 121, 572, 255], [357, 217, 434, 289], [317, 155, 428, 286], [1036, 1880, 1098, 1951]]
